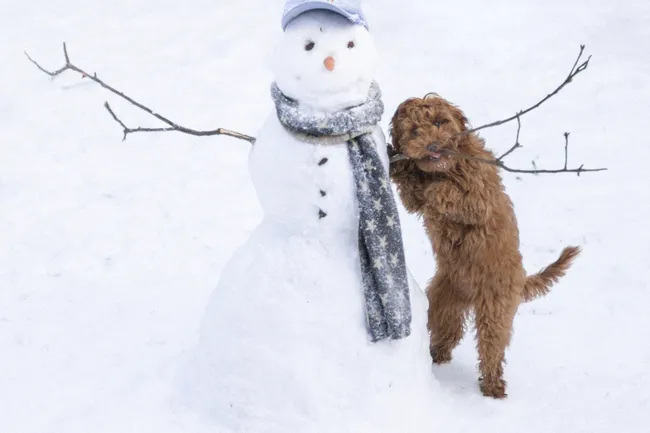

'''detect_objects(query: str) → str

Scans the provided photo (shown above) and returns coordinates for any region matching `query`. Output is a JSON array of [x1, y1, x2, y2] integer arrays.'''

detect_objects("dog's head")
[[390, 93, 469, 173]]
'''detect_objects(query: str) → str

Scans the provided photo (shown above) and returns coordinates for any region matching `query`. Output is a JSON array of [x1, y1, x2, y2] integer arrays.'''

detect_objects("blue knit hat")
[[282, 0, 369, 30]]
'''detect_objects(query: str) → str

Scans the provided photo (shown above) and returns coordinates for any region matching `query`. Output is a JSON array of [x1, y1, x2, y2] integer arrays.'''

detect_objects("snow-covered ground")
[[1, 0, 648, 432]]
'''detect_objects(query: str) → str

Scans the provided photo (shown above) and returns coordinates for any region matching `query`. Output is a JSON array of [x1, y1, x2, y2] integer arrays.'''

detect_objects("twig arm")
[[442, 132, 607, 176], [25, 42, 256, 143], [463, 45, 591, 136], [388, 45, 605, 176]]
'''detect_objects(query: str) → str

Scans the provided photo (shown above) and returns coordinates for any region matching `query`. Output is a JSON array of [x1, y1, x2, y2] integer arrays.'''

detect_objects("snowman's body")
[[188, 10, 442, 433]]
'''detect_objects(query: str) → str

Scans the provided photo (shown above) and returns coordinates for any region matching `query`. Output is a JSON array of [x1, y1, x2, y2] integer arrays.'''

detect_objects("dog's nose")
[[427, 143, 438, 153]]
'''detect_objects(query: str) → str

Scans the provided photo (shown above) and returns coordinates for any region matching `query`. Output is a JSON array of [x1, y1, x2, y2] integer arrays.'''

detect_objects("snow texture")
[[272, 79, 412, 341], [1, 0, 649, 433]]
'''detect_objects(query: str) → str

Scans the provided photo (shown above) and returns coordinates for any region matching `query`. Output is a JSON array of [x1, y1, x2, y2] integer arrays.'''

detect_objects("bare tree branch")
[[389, 45, 606, 175], [462, 45, 591, 136], [564, 132, 569, 170], [496, 115, 522, 161], [389, 130, 606, 175], [25, 42, 256, 143], [441, 132, 606, 176]]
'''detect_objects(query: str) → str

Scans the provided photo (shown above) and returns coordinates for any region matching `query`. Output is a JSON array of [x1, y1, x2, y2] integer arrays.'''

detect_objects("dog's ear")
[[391, 98, 423, 145], [449, 104, 469, 132], [444, 103, 468, 132], [389, 100, 411, 152]]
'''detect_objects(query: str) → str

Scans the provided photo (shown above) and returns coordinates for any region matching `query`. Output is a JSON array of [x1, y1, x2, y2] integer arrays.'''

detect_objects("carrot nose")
[[324, 56, 335, 71]]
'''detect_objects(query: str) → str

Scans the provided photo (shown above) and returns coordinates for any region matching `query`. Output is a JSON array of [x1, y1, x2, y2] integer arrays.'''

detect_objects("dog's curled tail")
[[522, 246, 581, 302]]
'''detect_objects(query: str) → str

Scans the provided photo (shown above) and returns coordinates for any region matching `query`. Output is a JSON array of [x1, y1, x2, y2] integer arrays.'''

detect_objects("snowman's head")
[[272, 10, 378, 112]]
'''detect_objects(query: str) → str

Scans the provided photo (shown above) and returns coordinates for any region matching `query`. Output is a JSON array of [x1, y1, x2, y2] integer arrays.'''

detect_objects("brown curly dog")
[[389, 93, 580, 398]]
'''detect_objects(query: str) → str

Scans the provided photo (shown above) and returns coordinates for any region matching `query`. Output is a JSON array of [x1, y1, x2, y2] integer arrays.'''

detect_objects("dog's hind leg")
[[427, 273, 471, 364], [474, 289, 518, 399]]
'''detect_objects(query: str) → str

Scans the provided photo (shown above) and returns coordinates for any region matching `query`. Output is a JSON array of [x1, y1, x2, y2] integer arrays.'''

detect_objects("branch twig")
[[462, 45, 591, 137], [496, 115, 522, 161], [564, 132, 569, 170], [442, 132, 606, 176], [25, 42, 256, 143]]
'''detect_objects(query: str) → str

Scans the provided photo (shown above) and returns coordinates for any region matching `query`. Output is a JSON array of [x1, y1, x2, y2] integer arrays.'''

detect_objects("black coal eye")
[[347, 41, 355, 49], [433, 121, 441, 127], [305, 41, 315, 51]]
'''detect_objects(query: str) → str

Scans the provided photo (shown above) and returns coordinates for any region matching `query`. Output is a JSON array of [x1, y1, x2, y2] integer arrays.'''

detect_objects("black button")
[[319, 209, 327, 219], [318, 158, 328, 166], [320, 190, 327, 197]]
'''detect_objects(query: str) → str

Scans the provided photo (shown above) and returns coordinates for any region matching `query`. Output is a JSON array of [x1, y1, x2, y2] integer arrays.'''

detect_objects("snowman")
[[184, 1, 447, 431]]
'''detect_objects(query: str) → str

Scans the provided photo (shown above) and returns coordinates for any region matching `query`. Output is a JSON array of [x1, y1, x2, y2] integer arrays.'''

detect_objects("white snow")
[[1, 0, 649, 432]]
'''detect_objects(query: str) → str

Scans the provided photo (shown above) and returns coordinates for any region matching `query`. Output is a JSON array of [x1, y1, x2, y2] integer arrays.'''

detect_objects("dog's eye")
[[305, 41, 315, 51], [410, 129, 419, 138], [433, 119, 450, 127], [347, 41, 355, 49]]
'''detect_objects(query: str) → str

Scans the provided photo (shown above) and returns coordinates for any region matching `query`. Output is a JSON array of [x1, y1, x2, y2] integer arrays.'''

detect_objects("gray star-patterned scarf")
[[271, 82, 412, 342]]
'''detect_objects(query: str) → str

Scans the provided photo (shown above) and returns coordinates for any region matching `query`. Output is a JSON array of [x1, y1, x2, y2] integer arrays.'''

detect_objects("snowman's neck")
[[293, 79, 371, 113]]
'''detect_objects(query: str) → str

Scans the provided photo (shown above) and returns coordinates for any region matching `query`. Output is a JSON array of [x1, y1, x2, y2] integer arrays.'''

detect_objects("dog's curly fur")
[[389, 94, 580, 398]]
